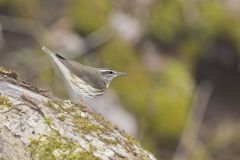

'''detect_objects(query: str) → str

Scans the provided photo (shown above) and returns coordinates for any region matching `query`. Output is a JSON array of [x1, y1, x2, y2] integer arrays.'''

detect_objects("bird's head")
[[98, 68, 127, 86]]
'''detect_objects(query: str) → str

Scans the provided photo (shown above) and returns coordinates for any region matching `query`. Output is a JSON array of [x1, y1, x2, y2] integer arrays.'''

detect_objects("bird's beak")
[[117, 72, 127, 76]]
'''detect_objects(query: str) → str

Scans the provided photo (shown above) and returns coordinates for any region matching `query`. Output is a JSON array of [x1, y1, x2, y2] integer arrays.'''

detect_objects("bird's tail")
[[42, 46, 56, 56], [42, 46, 70, 76]]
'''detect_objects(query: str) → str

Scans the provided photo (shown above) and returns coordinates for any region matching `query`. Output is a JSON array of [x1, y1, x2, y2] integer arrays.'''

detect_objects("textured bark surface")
[[0, 67, 156, 160]]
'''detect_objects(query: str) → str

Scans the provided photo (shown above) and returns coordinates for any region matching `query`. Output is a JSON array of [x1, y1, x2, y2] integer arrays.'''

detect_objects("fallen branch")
[[0, 67, 156, 160]]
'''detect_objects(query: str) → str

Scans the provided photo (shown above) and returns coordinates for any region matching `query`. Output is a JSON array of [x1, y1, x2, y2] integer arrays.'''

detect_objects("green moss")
[[121, 130, 140, 148], [0, 66, 18, 79], [0, 67, 12, 74], [45, 100, 65, 113], [0, 94, 13, 109], [57, 114, 66, 122], [45, 100, 85, 115], [0, 67, 8, 73], [45, 117, 53, 126], [73, 118, 99, 134], [93, 112, 141, 152], [93, 113, 115, 131], [28, 131, 98, 160], [45, 100, 100, 134], [68, 150, 98, 160], [99, 137, 118, 145]]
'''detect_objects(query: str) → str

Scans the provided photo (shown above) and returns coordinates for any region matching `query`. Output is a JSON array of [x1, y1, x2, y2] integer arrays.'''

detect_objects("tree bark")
[[0, 67, 156, 160]]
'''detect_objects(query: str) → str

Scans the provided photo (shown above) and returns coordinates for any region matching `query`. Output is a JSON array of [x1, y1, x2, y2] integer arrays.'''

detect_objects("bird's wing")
[[56, 56, 107, 90]]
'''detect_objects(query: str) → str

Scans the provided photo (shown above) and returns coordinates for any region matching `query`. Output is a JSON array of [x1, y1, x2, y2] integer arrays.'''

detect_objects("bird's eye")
[[109, 71, 114, 75]]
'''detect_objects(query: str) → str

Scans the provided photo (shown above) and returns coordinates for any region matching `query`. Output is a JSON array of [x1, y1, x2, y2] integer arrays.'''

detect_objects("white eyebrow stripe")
[[98, 69, 113, 72]]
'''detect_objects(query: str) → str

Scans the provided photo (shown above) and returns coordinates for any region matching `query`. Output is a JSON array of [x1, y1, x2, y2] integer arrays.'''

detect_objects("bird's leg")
[[78, 96, 93, 113]]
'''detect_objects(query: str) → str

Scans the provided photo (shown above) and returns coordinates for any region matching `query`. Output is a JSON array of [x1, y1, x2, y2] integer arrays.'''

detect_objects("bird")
[[42, 46, 126, 100]]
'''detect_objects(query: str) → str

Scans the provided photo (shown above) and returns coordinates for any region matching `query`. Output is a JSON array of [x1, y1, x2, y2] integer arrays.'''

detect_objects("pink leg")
[[79, 96, 93, 113]]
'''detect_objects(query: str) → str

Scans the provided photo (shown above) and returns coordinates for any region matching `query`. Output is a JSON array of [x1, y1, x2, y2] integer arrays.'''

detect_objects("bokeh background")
[[0, 0, 240, 159]]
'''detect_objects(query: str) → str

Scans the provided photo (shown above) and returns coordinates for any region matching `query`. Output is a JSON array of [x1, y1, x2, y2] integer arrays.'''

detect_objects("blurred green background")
[[1, 0, 240, 159]]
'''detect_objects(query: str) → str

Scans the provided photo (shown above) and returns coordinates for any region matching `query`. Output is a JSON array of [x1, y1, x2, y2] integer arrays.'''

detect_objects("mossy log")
[[0, 67, 156, 160]]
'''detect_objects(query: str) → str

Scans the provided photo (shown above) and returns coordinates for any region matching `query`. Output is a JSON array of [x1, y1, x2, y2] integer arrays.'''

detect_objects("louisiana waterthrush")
[[42, 47, 126, 99]]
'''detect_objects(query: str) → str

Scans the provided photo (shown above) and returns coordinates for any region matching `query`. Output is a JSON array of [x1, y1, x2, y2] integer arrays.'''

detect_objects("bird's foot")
[[79, 97, 93, 113], [81, 103, 93, 113]]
